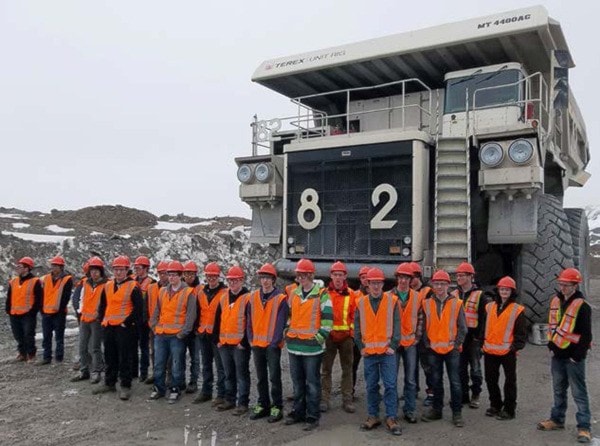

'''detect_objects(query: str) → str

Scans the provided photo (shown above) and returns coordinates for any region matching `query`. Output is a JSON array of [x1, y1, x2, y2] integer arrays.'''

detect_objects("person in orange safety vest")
[[143, 260, 169, 385], [132, 255, 156, 383]]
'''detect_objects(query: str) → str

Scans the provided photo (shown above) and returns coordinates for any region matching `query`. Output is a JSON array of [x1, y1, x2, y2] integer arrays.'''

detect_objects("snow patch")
[[2, 231, 75, 244], [12, 222, 30, 229], [45, 225, 74, 233], [90, 231, 104, 236], [155, 221, 201, 231], [0, 213, 28, 220]]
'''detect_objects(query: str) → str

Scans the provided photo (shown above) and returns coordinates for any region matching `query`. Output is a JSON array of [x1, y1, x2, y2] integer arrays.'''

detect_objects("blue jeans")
[[42, 313, 66, 361], [154, 334, 186, 394], [396, 345, 418, 414], [219, 344, 251, 407], [550, 356, 591, 430], [198, 335, 225, 398], [364, 353, 398, 419], [429, 349, 462, 413], [289, 352, 322, 422]]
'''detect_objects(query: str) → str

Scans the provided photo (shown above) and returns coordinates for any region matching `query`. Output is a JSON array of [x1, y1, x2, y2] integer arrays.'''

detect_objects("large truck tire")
[[516, 195, 574, 324], [565, 208, 590, 295]]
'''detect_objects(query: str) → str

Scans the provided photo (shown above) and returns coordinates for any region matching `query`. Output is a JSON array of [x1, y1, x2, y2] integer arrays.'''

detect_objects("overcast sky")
[[1, 0, 598, 218]]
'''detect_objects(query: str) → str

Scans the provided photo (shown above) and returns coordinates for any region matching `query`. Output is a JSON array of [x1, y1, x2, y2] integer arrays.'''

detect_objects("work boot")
[[14, 353, 26, 363], [93, 384, 116, 395], [485, 407, 500, 417], [36, 358, 51, 366], [70, 372, 90, 382], [284, 412, 304, 425], [90, 373, 101, 384], [452, 412, 464, 428], [303, 419, 319, 432], [250, 405, 269, 420], [403, 412, 417, 424], [385, 417, 403, 436], [232, 405, 248, 416], [469, 394, 480, 409], [342, 401, 356, 413], [26, 353, 36, 363], [212, 397, 226, 407], [119, 387, 132, 401], [216, 401, 235, 411], [577, 428, 592, 444], [537, 419, 565, 431], [268, 407, 283, 423], [360, 416, 381, 431], [193, 393, 212, 404], [421, 409, 442, 422], [319, 401, 329, 413], [185, 382, 198, 394], [495, 410, 515, 420]]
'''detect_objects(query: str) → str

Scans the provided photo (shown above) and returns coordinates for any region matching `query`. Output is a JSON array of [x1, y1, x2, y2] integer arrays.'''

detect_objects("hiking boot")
[[90, 373, 101, 384], [250, 405, 269, 420], [303, 419, 319, 431], [537, 419, 565, 431], [421, 409, 442, 422], [284, 412, 304, 425], [26, 353, 36, 363], [167, 388, 180, 404], [577, 428, 592, 444], [36, 358, 51, 366], [452, 412, 464, 427], [385, 417, 403, 436], [216, 401, 235, 411], [144, 375, 154, 385], [469, 394, 480, 409], [319, 401, 329, 413], [423, 393, 434, 407], [403, 412, 417, 424], [485, 407, 500, 417], [360, 416, 382, 431], [149, 387, 164, 400], [14, 353, 26, 363], [212, 397, 226, 407], [193, 393, 212, 404], [92, 384, 116, 395], [119, 388, 131, 401], [496, 410, 515, 420], [185, 382, 198, 394], [232, 405, 248, 416], [70, 372, 90, 382], [268, 407, 283, 423], [342, 401, 356, 414]]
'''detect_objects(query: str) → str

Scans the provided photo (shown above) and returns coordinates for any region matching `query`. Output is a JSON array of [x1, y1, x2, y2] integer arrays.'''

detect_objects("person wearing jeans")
[[537, 268, 593, 444], [354, 267, 402, 436]]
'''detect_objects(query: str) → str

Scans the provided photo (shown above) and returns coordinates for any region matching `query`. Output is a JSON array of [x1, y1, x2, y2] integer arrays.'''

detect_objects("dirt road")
[[1, 281, 599, 445]]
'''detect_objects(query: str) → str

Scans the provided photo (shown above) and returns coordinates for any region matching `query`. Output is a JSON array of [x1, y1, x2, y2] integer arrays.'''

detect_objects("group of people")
[[5, 254, 593, 443]]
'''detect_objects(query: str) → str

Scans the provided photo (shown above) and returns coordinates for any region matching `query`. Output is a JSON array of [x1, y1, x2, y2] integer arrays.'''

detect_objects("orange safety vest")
[[285, 283, 298, 302], [136, 276, 154, 293], [330, 287, 355, 332], [287, 291, 322, 340], [197, 287, 228, 334], [42, 274, 72, 314], [417, 286, 432, 301], [9, 276, 39, 315], [249, 290, 286, 348], [483, 301, 524, 355], [396, 289, 423, 347], [356, 293, 397, 355], [548, 296, 585, 348], [80, 280, 105, 323], [219, 292, 250, 345], [423, 296, 462, 354], [453, 289, 482, 328], [146, 282, 163, 325], [155, 286, 193, 335], [102, 280, 137, 327]]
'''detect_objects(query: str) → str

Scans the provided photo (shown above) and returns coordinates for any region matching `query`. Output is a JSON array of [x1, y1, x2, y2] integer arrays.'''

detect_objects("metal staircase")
[[433, 137, 471, 272]]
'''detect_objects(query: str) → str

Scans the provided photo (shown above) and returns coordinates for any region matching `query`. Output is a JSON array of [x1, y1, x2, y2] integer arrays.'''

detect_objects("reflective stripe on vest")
[[285, 283, 298, 302], [42, 274, 72, 314], [250, 290, 286, 347], [219, 292, 250, 345], [197, 288, 228, 334], [454, 289, 482, 329], [80, 280, 104, 323], [9, 276, 38, 315], [102, 281, 137, 326], [331, 290, 352, 331], [424, 297, 461, 354], [548, 296, 585, 348], [287, 292, 321, 339], [357, 293, 396, 354], [155, 287, 192, 335], [146, 282, 161, 325], [137, 276, 153, 293], [400, 289, 422, 347], [482, 301, 524, 355]]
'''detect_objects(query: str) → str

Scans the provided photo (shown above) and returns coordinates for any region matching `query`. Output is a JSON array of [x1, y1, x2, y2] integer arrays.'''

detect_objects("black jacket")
[[548, 290, 592, 362], [98, 277, 143, 328], [482, 291, 527, 353]]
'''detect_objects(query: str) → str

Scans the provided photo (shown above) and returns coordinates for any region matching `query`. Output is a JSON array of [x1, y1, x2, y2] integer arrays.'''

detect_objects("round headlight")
[[403, 236, 412, 245], [288, 246, 296, 255], [479, 142, 504, 167], [255, 163, 272, 183], [508, 139, 534, 164], [287, 236, 295, 245], [237, 165, 253, 184], [401, 247, 411, 257]]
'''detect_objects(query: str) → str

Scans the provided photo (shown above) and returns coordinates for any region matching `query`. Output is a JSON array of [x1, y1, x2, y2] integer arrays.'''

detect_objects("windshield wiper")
[[475, 64, 509, 85], [448, 68, 483, 87]]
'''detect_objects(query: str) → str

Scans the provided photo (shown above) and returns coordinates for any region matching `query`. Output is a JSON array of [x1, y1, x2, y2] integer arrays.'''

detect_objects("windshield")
[[444, 69, 522, 114]]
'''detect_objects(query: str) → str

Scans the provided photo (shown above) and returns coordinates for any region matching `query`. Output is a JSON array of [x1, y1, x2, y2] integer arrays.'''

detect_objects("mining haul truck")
[[235, 6, 590, 323]]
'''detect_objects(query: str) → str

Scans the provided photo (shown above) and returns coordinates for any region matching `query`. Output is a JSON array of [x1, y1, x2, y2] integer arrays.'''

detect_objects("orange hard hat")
[[295, 258, 315, 273], [497, 276, 517, 289], [183, 260, 198, 273], [395, 262, 414, 277], [258, 263, 277, 277], [557, 268, 582, 284], [431, 270, 451, 283], [226, 266, 245, 280], [83, 261, 90, 274], [49, 255, 65, 266], [112, 255, 131, 268], [366, 267, 385, 281], [408, 262, 422, 276], [17, 257, 35, 269], [358, 266, 371, 277], [204, 262, 221, 276], [166, 260, 184, 273], [156, 260, 170, 272], [88, 257, 105, 269], [456, 262, 475, 275], [134, 256, 151, 267], [330, 261, 347, 274]]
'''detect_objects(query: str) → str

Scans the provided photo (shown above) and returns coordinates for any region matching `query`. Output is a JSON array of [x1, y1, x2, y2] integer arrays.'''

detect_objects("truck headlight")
[[508, 139, 534, 164], [479, 142, 504, 167], [237, 165, 253, 184], [255, 163, 273, 183]]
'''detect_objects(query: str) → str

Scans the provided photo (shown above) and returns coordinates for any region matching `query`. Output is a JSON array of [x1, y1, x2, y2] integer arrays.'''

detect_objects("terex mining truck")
[[235, 6, 590, 323]]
